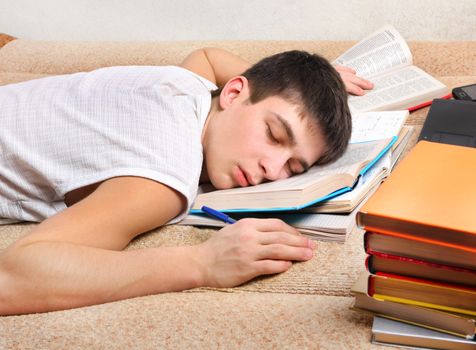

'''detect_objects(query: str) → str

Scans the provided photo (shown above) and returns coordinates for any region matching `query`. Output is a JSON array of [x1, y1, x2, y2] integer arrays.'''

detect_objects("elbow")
[[0, 252, 21, 315], [0, 247, 44, 316]]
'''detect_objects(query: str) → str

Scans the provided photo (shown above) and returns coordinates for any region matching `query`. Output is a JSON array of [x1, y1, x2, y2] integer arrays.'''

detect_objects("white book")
[[178, 211, 356, 242], [371, 316, 476, 350], [334, 25, 449, 113]]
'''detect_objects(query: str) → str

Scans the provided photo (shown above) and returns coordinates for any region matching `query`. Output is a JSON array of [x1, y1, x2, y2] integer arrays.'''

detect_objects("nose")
[[259, 153, 289, 182]]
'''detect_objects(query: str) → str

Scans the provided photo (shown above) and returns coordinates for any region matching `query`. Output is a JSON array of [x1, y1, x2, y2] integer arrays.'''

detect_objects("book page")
[[350, 111, 408, 143], [304, 152, 390, 213], [333, 25, 412, 78], [275, 212, 356, 233], [390, 126, 413, 168], [348, 66, 448, 113], [327, 154, 390, 202]]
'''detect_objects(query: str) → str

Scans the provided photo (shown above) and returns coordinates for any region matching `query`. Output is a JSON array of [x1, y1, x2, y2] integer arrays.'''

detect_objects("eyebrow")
[[272, 112, 310, 171]]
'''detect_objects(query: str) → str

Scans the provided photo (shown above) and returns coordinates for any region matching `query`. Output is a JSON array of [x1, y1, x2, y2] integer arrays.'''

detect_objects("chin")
[[209, 174, 235, 190]]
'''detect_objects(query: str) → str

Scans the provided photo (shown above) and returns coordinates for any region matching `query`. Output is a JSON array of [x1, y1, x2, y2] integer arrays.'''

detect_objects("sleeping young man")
[[0, 47, 372, 315]]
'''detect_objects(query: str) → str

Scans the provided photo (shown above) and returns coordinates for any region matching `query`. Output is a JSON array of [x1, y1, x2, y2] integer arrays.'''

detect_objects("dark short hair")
[[214, 50, 351, 165]]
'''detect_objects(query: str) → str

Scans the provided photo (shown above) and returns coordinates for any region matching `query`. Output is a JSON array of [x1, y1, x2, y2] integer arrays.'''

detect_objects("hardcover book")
[[372, 316, 476, 350], [368, 273, 476, 316], [351, 272, 476, 339], [366, 251, 476, 287], [357, 141, 476, 249], [364, 231, 476, 270]]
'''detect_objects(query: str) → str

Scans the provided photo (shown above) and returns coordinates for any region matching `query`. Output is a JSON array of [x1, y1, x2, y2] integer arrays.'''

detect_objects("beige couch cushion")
[[1, 39, 474, 76]]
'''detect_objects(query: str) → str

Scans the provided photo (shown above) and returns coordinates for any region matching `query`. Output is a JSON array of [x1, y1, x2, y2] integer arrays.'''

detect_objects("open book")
[[303, 123, 413, 213], [181, 175, 382, 242], [192, 137, 394, 212], [333, 25, 450, 113], [191, 111, 405, 213]]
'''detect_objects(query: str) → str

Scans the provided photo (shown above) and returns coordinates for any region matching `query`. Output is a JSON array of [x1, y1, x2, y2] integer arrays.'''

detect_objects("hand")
[[334, 65, 374, 96], [193, 218, 316, 288]]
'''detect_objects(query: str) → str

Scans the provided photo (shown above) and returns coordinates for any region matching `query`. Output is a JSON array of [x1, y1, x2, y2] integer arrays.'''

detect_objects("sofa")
[[0, 34, 474, 349]]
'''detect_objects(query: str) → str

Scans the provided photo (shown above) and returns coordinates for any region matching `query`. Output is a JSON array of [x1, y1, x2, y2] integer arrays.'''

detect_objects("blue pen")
[[201, 206, 236, 224]]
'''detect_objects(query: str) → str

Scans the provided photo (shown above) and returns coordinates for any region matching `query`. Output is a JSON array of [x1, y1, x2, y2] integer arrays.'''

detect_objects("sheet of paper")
[[350, 110, 408, 143]]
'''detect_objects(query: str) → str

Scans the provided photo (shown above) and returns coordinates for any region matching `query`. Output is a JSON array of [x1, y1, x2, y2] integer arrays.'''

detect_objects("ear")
[[219, 76, 249, 109]]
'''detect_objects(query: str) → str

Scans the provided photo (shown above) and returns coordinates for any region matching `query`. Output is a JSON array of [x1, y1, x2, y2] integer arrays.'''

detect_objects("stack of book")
[[351, 141, 476, 349]]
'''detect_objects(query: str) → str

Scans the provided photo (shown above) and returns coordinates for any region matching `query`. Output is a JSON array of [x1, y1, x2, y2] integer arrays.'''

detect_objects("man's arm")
[[0, 177, 314, 315], [0, 177, 198, 314], [180, 48, 251, 87], [182, 48, 372, 95]]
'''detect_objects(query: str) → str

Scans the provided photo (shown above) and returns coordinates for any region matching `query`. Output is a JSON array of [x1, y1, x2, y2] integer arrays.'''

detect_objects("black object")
[[418, 99, 476, 148], [452, 83, 476, 101]]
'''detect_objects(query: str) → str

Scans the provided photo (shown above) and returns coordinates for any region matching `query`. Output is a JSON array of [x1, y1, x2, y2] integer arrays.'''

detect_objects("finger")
[[352, 76, 374, 89], [340, 71, 374, 89], [253, 260, 293, 275], [258, 230, 315, 249], [346, 83, 365, 96], [255, 243, 314, 262], [334, 65, 356, 73], [238, 218, 301, 236]]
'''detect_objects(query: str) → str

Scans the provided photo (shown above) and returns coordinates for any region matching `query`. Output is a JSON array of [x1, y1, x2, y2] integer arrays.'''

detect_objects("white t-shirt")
[[0, 65, 217, 224]]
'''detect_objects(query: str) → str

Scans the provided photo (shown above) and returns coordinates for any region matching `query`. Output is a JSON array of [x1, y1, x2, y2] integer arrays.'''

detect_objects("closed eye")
[[266, 124, 279, 144], [286, 163, 295, 177], [287, 160, 306, 177]]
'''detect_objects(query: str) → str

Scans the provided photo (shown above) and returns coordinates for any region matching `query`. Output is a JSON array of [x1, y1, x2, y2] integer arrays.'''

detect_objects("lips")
[[233, 166, 250, 187]]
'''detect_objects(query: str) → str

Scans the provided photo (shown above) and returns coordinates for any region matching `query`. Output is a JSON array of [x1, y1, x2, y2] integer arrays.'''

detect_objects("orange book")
[[357, 141, 476, 249]]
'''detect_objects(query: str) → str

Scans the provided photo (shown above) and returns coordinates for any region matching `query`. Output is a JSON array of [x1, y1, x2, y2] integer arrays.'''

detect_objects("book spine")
[[363, 230, 370, 251], [370, 251, 476, 274], [367, 252, 476, 287], [372, 293, 476, 317], [365, 255, 371, 272], [375, 272, 476, 293], [372, 314, 473, 339], [368, 275, 376, 297], [364, 226, 476, 253]]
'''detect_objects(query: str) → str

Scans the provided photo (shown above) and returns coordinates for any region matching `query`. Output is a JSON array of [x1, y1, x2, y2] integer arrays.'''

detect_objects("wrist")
[[183, 245, 209, 289]]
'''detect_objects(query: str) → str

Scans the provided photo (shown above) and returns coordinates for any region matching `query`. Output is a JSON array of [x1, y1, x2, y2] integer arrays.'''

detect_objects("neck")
[[201, 95, 219, 144], [200, 96, 219, 184]]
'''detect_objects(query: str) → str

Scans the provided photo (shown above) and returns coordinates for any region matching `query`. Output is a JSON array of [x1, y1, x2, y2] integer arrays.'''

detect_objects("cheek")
[[223, 131, 260, 156]]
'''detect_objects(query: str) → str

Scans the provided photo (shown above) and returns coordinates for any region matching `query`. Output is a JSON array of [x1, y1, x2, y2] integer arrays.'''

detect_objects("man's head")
[[202, 50, 351, 190]]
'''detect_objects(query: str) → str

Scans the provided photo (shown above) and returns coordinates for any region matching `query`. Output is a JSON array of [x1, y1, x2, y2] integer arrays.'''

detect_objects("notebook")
[[418, 99, 476, 148]]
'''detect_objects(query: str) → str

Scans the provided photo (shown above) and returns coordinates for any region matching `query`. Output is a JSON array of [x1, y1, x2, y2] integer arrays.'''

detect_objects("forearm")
[[181, 47, 251, 87], [0, 241, 203, 315]]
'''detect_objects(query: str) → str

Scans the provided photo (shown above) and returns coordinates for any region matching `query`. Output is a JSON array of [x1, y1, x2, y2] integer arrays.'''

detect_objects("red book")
[[363, 231, 476, 270], [366, 251, 476, 287]]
